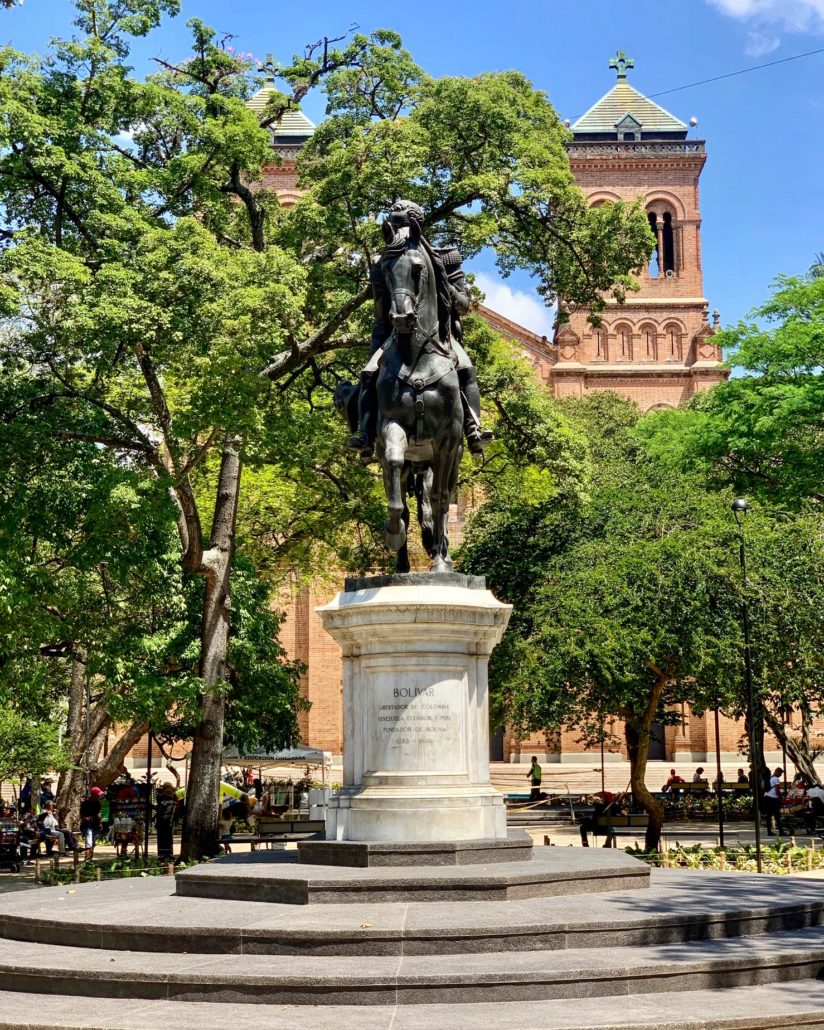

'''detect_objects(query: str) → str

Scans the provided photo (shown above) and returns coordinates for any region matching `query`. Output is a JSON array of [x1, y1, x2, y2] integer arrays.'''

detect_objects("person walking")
[[19, 777, 32, 816], [526, 756, 543, 802]]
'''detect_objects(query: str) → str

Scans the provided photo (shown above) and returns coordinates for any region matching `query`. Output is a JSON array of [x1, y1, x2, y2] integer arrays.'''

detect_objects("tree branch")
[[220, 161, 265, 252], [54, 430, 156, 454], [261, 287, 371, 380]]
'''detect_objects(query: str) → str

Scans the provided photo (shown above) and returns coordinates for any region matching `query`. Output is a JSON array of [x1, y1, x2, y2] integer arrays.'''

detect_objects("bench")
[[223, 817, 325, 851], [594, 813, 649, 846]]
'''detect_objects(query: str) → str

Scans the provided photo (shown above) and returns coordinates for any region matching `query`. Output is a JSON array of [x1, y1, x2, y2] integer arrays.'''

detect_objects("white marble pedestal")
[[316, 573, 511, 843]]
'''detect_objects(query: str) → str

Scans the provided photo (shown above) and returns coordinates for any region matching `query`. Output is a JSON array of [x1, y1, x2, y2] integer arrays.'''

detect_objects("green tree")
[[640, 269, 824, 508], [0, 2, 651, 857], [0, 401, 304, 824], [461, 393, 824, 849], [0, 711, 67, 785]]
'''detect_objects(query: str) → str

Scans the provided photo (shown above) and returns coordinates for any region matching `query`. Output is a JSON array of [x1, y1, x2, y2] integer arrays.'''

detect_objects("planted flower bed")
[[629, 840, 824, 874]]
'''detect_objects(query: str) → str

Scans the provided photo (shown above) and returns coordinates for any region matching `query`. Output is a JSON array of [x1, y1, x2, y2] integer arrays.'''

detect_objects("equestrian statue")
[[337, 200, 493, 574]]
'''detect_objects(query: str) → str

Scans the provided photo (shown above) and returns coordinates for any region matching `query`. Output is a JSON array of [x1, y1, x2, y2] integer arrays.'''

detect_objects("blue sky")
[[6, 0, 824, 335]]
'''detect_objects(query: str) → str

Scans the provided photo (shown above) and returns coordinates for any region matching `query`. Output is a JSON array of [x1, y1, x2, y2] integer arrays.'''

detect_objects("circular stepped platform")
[[0, 923, 821, 1005], [174, 844, 648, 904], [1, 871, 821, 956], [1, 982, 824, 1029], [1, 857, 823, 1027]]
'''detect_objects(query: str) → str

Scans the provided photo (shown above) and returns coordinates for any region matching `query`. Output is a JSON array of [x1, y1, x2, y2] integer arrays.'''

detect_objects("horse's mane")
[[380, 234, 452, 344]]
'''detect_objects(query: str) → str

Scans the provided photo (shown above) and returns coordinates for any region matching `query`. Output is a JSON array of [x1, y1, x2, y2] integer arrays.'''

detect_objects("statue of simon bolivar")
[[345, 199, 493, 460]]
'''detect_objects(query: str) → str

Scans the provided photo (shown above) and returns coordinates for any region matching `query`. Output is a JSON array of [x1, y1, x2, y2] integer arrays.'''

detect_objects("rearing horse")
[[375, 220, 464, 573]]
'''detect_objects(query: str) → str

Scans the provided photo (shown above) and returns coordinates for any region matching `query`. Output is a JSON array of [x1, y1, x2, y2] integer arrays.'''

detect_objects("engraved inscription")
[[377, 686, 457, 748]]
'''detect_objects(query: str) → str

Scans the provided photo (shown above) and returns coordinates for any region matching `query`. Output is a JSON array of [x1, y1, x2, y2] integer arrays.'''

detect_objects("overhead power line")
[[647, 46, 824, 100]]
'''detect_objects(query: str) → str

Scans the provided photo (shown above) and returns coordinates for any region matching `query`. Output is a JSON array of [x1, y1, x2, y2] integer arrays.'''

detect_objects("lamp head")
[[731, 497, 749, 528]]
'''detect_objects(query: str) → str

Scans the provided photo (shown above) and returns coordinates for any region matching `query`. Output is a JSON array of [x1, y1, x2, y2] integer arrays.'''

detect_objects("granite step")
[[0, 926, 822, 1005], [173, 846, 649, 904], [2, 981, 824, 1029], [1, 871, 822, 956]]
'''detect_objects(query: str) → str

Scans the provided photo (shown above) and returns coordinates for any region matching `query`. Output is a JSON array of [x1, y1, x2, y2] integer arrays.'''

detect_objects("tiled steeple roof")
[[572, 54, 688, 138], [246, 86, 316, 138], [572, 81, 687, 136]]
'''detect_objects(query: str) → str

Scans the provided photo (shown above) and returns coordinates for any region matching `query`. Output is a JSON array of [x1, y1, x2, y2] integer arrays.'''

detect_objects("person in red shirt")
[[663, 769, 685, 796]]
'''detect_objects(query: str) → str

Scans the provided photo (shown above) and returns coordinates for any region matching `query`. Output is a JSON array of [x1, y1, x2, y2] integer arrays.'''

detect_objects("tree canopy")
[[640, 269, 824, 508], [461, 392, 824, 848], [0, 0, 652, 855]]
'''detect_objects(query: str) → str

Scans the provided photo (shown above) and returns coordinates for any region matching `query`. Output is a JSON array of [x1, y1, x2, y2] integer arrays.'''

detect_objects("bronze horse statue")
[[375, 217, 464, 573], [336, 216, 464, 574]]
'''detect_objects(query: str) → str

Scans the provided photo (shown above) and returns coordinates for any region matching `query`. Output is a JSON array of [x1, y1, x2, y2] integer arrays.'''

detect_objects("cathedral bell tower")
[[552, 51, 726, 410]]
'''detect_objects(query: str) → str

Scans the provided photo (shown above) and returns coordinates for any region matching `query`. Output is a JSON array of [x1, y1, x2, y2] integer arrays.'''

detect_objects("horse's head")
[[380, 215, 436, 338]]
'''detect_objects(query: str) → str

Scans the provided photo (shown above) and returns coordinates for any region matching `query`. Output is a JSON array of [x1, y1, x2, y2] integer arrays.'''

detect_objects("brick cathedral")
[[251, 55, 761, 766]]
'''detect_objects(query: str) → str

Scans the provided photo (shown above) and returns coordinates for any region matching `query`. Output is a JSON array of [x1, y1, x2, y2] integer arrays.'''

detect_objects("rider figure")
[[347, 200, 494, 459]]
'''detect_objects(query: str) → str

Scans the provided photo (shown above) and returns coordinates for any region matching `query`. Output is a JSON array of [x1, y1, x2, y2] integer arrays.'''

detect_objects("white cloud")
[[745, 30, 781, 55], [473, 272, 555, 338], [708, 0, 824, 33]]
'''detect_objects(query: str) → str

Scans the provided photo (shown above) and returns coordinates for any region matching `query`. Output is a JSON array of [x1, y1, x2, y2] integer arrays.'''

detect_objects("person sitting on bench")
[[580, 791, 618, 847]]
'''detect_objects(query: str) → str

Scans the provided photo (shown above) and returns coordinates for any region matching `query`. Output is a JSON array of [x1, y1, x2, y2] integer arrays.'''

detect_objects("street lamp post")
[[732, 497, 763, 873], [713, 705, 725, 849]]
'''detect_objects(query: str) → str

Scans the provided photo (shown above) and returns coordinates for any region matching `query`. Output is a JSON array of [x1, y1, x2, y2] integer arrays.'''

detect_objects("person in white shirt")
[[763, 768, 785, 836], [41, 802, 66, 855]]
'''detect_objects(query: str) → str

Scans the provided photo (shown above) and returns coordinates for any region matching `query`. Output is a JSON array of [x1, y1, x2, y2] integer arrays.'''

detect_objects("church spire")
[[609, 50, 634, 81]]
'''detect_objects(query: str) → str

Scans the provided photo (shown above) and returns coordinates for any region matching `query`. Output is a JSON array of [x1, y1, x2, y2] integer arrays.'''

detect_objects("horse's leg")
[[428, 425, 462, 573], [416, 467, 435, 557], [381, 421, 408, 553], [442, 440, 463, 569], [396, 464, 412, 574]]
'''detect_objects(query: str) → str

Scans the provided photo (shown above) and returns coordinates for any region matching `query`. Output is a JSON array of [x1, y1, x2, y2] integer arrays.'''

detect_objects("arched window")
[[594, 326, 606, 359], [615, 324, 633, 361], [647, 206, 678, 277], [662, 212, 675, 274], [640, 324, 657, 361], [664, 324, 683, 360], [647, 212, 659, 278]]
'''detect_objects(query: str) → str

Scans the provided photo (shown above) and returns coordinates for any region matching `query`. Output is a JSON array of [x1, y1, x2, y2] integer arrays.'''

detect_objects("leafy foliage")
[[461, 391, 824, 846], [0, 710, 67, 781], [640, 270, 824, 507], [0, 1, 654, 855]]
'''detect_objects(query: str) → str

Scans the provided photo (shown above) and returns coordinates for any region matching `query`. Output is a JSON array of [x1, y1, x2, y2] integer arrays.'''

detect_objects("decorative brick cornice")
[[567, 141, 705, 158]]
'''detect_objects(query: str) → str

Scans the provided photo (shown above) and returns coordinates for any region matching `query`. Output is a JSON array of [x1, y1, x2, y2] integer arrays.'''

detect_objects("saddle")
[[379, 337, 457, 392], [378, 338, 458, 442]]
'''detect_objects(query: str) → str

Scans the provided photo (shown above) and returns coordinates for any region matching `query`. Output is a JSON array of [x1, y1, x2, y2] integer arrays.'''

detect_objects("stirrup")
[[347, 432, 373, 458], [466, 427, 494, 454]]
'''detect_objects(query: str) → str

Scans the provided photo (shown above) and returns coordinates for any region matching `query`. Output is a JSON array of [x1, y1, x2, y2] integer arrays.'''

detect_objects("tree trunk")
[[181, 436, 242, 861], [57, 683, 112, 830], [764, 707, 822, 787], [626, 670, 668, 852], [56, 649, 87, 824], [95, 721, 150, 789]]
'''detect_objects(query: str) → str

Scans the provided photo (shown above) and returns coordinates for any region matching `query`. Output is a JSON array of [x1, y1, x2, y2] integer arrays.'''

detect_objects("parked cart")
[[0, 818, 21, 873]]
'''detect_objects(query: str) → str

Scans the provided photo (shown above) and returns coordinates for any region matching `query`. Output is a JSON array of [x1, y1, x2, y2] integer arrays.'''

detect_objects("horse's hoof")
[[429, 556, 450, 574], [383, 520, 407, 551]]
